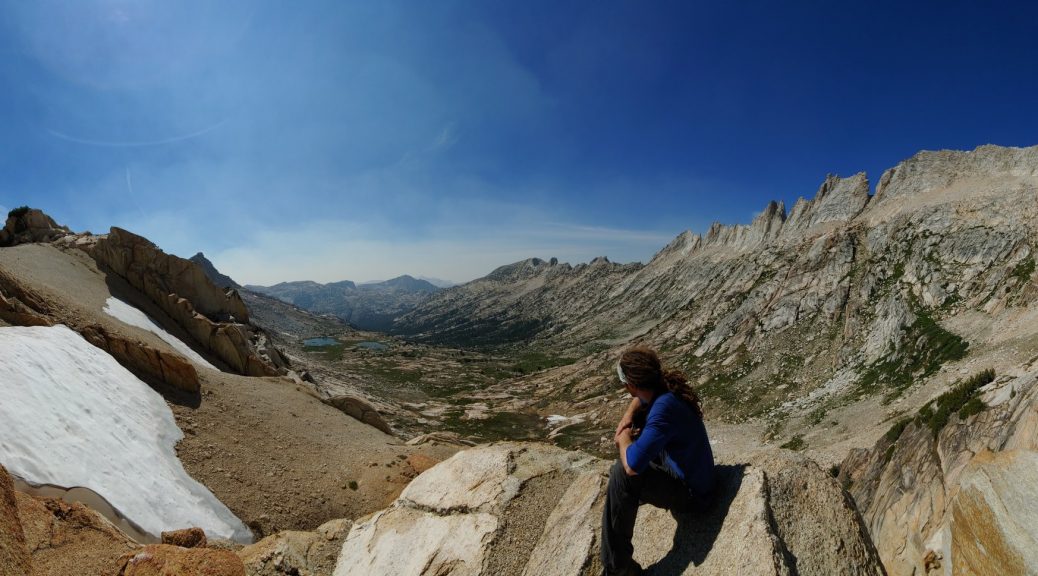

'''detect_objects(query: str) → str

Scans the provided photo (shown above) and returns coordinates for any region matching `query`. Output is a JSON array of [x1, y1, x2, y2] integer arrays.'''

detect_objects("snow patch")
[[0, 325, 251, 542], [103, 297, 216, 370]]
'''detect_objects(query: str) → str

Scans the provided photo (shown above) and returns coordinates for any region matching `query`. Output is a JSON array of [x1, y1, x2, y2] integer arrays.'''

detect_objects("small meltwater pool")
[[303, 337, 339, 347], [355, 341, 388, 351]]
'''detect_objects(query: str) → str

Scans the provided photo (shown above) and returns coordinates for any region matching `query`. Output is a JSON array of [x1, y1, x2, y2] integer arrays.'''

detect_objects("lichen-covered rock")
[[115, 544, 246, 576], [331, 442, 883, 576], [949, 450, 1038, 575]]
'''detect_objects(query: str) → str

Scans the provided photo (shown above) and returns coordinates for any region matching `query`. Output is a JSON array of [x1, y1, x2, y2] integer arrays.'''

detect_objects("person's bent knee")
[[608, 459, 634, 490]]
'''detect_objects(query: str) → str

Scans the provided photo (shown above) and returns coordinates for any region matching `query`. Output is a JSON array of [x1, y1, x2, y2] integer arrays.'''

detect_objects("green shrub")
[[919, 368, 994, 437], [780, 434, 806, 451], [884, 418, 910, 444]]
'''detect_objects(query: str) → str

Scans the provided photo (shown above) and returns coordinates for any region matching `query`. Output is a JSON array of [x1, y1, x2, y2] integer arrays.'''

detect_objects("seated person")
[[602, 345, 716, 576]]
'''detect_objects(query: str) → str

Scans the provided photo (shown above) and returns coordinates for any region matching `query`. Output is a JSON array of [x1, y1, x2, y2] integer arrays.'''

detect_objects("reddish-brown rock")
[[115, 544, 246, 576], [0, 208, 70, 246], [15, 490, 136, 576], [92, 227, 291, 377], [161, 527, 208, 548], [0, 465, 31, 576], [80, 323, 201, 393]]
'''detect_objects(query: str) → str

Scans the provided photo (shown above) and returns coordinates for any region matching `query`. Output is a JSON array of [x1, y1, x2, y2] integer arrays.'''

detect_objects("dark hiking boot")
[[603, 560, 645, 576]]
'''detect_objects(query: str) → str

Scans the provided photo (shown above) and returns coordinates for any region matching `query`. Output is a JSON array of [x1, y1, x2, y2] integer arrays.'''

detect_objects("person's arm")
[[623, 402, 674, 476], [614, 397, 641, 438], [616, 427, 638, 476]]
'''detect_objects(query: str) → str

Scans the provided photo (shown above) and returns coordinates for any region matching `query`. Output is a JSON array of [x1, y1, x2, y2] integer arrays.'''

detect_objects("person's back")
[[626, 391, 714, 498], [601, 345, 715, 576]]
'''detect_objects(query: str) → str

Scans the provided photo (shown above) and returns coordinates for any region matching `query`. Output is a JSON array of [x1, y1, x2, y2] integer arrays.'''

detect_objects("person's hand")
[[614, 426, 634, 448], [614, 412, 634, 439]]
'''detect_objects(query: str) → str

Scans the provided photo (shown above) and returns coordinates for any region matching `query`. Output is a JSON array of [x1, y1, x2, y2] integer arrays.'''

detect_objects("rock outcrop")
[[0, 465, 30, 576], [238, 518, 352, 576], [323, 395, 393, 435], [161, 527, 208, 548], [190, 252, 242, 290], [0, 208, 70, 247], [93, 227, 290, 377], [840, 367, 1038, 575], [114, 544, 246, 576], [332, 442, 883, 576], [80, 323, 201, 393]]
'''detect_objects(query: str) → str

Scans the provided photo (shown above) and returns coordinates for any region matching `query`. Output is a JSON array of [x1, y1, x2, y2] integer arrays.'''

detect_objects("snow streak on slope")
[[103, 296, 217, 370], [0, 325, 251, 542]]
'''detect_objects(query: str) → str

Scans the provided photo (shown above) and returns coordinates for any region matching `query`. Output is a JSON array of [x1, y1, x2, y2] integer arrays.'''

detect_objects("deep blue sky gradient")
[[1, 1, 1036, 282]]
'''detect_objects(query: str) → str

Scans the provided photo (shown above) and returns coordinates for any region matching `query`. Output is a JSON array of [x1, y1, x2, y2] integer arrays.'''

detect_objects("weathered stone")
[[842, 369, 1038, 575], [633, 467, 790, 576], [0, 465, 31, 576], [91, 227, 291, 377], [758, 455, 885, 576], [80, 323, 201, 393], [162, 527, 208, 548], [15, 490, 136, 576], [115, 544, 246, 575], [0, 208, 70, 247], [239, 518, 351, 576], [331, 443, 882, 576], [322, 395, 392, 435], [949, 450, 1038, 576]]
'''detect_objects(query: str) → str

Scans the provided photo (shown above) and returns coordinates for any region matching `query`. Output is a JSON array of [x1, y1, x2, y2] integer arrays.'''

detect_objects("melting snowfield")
[[0, 325, 251, 542], [103, 296, 217, 370]]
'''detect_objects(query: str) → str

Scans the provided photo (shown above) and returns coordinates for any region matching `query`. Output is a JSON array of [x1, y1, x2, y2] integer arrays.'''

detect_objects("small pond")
[[303, 337, 339, 347], [355, 341, 388, 351]]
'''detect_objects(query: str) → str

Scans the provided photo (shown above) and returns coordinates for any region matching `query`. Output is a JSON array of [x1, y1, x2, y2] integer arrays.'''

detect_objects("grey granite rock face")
[[840, 369, 1038, 575], [331, 443, 883, 576]]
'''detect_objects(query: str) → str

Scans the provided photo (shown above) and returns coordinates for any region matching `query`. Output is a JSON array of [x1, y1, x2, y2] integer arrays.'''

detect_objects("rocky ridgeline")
[[246, 275, 441, 332], [394, 145, 1038, 427], [91, 227, 290, 378], [839, 366, 1038, 575]]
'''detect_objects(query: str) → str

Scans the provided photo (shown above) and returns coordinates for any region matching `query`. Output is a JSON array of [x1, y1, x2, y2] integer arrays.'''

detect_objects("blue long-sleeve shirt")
[[625, 391, 715, 498]]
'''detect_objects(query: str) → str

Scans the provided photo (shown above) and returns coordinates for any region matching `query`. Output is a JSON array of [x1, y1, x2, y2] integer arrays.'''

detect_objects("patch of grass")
[[510, 351, 575, 375], [780, 434, 806, 451], [856, 308, 969, 400], [303, 342, 345, 361], [1011, 257, 1035, 284], [441, 410, 544, 442], [807, 406, 827, 425]]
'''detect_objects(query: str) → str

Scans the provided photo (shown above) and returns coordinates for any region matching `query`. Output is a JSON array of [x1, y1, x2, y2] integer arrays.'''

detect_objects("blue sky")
[[1, 1, 1037, 284]]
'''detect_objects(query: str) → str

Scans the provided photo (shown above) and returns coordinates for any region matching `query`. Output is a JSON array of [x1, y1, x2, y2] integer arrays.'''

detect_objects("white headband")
[[616, 361, 628, 385]]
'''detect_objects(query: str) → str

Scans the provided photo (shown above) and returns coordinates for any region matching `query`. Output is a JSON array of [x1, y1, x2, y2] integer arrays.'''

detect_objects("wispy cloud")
[[46, 118, 230, 148]]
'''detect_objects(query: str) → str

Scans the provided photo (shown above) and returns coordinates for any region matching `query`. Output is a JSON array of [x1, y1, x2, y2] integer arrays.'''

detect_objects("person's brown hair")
[[619, 345, 703, 417]]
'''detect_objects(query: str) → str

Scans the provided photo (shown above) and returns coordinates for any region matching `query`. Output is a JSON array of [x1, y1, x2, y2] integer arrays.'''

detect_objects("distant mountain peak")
[[188, 252, 241, 290]]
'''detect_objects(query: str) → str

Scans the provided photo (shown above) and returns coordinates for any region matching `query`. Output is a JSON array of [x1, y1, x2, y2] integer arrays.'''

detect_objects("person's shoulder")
[[651, 391, 682, 413]]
